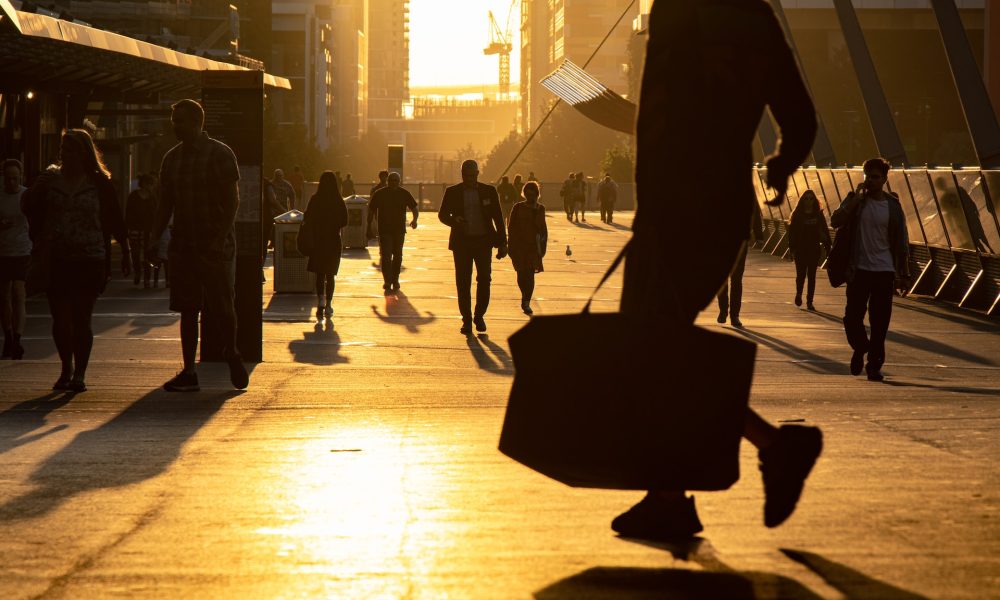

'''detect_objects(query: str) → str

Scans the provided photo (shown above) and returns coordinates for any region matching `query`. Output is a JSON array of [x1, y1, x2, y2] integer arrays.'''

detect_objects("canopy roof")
[[541, 60, 636, 135], [0, 6, 290, 98]]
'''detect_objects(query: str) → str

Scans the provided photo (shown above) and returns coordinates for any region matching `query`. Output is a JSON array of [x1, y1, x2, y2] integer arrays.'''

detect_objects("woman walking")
[[23, 129, 131, 391], [1, 158, 30, 359], [300, 171, 348, 321], [787, 190, 831, 310], [507, 182, 547, 315]]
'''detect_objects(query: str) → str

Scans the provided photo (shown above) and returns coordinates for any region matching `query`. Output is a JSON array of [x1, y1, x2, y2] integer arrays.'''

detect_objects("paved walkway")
[[0, 212, 997, 599]]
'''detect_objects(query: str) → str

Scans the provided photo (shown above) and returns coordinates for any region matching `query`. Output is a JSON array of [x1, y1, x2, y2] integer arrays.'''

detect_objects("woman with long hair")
[[300, 171, 348, 321], [787, 190, 831, 310], [23, 128, 131, 392], [506, 181, 547, 315]]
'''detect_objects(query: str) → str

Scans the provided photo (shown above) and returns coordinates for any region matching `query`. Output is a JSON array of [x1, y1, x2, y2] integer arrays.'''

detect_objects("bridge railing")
[[753, 166, 1000, 316]]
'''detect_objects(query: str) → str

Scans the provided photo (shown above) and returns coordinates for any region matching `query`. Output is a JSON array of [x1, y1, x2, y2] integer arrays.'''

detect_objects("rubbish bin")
[[343, 195, 370, 249], [273, 209, 315, 293]]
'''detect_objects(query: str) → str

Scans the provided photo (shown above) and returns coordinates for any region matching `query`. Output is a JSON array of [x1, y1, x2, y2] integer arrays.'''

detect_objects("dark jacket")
[[830, 191, 909, 282], [438, 182, 507, 251], [787, 210, 831, 257]]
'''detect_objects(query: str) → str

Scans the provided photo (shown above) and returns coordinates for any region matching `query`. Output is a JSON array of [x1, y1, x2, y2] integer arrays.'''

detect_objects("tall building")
[[519, 0, 633, 133], [367, 0, 410, 121], [272, 1, 336, 150], [332, 0, 369, 146]]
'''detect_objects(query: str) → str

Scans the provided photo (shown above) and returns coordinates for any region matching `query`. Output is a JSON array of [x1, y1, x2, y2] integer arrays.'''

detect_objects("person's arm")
[[762, 14, 817, 206], [407, 191, 419, 228], [149, 159, 173, 252], [98, 177, 131, 276], [366, 193, 378, 228], [438, 189, 463, 227], [830, 192, 861, 229], [819, 213, 832, 247], [491, 188, 507, 258]]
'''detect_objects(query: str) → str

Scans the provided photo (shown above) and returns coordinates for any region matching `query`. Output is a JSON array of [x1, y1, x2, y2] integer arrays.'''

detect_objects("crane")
[[483, 1, 517, 99]]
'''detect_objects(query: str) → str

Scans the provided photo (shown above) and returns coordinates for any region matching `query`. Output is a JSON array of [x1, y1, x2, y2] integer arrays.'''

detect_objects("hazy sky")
[[409, 0, 521, 89]]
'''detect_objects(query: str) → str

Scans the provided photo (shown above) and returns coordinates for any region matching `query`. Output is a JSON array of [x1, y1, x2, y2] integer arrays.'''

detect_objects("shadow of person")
[[781, 549, 930, 600], [477, 333, 513, 372], [0, 392, 73, 456], [534, 566, 821, 600], [288, 321, 349, 365], [371, 292, 436, 333], [572, 221, 602, 230], [808, 309, 995, 366], [464, 334, 513, 375], [732, 327, 844, 375], [127, 316, 179, 337], [607, 221, 632, 231], [0, 389, 235, 522]]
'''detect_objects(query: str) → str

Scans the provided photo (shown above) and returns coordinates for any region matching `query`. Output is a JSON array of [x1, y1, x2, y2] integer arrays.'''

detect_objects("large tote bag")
[[498, 245, 757, 491]]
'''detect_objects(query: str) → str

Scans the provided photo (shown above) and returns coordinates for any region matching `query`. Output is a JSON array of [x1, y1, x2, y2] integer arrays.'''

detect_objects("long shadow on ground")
[[0, 389, 237, 522], [0, 392, 73, 455], [371, 292, 436, 333], [732, 327, 845, 375]]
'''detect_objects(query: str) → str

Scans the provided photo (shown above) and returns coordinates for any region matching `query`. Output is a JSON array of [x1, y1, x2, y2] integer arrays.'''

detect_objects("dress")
[[303, 193, 348, 275], [507, 201, 547, 273]]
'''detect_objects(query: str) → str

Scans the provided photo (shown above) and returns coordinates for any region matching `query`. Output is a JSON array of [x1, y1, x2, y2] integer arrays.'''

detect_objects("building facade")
[[332, 0, 369, 146], [367, 0, 410, 121]]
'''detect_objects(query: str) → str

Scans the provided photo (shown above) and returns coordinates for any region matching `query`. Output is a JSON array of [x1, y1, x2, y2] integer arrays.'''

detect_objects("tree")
[[600, 145, 635, 182], [481, 130, 524, 182]]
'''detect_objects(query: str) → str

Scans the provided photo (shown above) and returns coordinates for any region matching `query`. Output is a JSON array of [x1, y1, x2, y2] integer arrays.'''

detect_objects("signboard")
[[388, 144, 404, 181], [202, 70, 264, 362]]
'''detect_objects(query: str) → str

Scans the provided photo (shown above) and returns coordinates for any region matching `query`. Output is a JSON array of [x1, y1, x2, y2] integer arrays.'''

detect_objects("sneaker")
[[759, 425, 823, 528], [521, 301, 534, 316], [611, 494, 704, 541], [794, 294, 802, 307], [473, 315, 487, 332], [460, 320, 473, 335], [716, 310, 727, 324], [850, 350, 865, 376], [52, 375, 71, 391], [164, 371, 200, 392], [806, 301, 815, 311], [66, 379, 87, 393], [325, 304, 334, 319], [866, 365, 884, 382], [731, 317, 744, 329], [226, 351, 250, 390]]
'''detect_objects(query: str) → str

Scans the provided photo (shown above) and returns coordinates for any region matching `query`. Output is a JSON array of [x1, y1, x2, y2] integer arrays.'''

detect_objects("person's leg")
[[180, 310, 199, 374], [728, 246, 747, 323], [68, 290, 99, 385], [9, 280, 25, 358], [806, 256, 818, 306], [516, 269, 530, 302], [378, 235, 394, 290], [141, 231, 152, 285], [324, 274, 335, 314], [129, 230, 143, 284], [47, 292, 74, 383], [794, 257, 806, 303], [843, 270, 872, 355], [315, 274, 325, 317], [0, 278, 11, 357], [472, 243, 493, 319], [716, 283, 729, 323], [865, 272, 895, 375], [524, 269, 535, 302], [392, 234, 405, 287], [453, 247, 474, 325]]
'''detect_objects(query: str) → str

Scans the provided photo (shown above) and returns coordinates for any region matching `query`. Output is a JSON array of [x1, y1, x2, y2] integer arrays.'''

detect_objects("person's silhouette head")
[[170, 99, 204, 145], [3, 159, 22, 193], [501, 175, 509, 184], [378, 170, 389, 183], [345, 173, 352, 181], [862, 157, 890, 193], [317, 170, 342, 199], [603, 174, 612, 183], [462, 160, 479, 186], [274, 168, 285, 181], [513, 174, 522, 185], [523, 181, 540, 204], [388, 171, 401, 189]]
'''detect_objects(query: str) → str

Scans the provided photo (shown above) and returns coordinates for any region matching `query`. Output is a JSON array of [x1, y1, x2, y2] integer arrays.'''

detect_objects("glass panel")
[[930, 170, 975, 250], [752, 169, 776, 220], [846, 169, 865, 190], [818, 169, 844, 217], [955, 171, 1000, 254], [783, 171, 802, 212], [906, 170, 949, 247], [802, 169, 828, 215], [833, 169, 855, 214], [886, 170, 925, 244]]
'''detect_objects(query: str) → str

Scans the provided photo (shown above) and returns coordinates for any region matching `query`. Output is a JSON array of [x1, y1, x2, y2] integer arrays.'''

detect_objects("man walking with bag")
[[830, 157, 909, 382], [439, 160, 507, 335]]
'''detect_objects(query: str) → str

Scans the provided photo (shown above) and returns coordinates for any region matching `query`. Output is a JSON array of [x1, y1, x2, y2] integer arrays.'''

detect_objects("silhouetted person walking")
[[341, 173, 356, 197], [272, 168, 297, 212], [614, 0, 822, 540], [572, 172, 587, 222], [830, 157, 909, 382], [368, 172, 418, 294], [560, 172, 575, 220], [1, 159, 29, 360], [150, 99, 249, 392], [300, 171, 348, 321], [439, 160, 507, 334], [598, 174, 618, 224], [23, 129, 131, 392], [788, 190, 831, 310], [125, 173, 157, 287], [715, 207, 762, 329], [507, 182, 547, 315], [370, 170, 389, 197], [497, 175, 516, 220]]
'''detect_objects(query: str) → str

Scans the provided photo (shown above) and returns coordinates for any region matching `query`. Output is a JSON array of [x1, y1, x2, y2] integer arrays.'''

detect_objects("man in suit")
[[439, 160, 508, 335]]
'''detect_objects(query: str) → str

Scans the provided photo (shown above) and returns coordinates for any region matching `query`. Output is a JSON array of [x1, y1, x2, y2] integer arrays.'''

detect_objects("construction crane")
[[483, 1, 517, 99]]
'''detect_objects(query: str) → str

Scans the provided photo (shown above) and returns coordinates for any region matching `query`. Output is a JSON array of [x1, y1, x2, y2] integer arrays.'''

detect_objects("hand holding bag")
[[498, 242, 757, 491]]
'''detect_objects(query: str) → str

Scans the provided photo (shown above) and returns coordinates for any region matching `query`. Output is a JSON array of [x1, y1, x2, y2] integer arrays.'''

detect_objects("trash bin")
[[343, 195, 370, 249], [273, 209, 315, 293]]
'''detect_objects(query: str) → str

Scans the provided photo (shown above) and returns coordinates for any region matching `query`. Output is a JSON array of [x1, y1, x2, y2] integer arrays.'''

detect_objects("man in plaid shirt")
[[149, 99, 249, 392]]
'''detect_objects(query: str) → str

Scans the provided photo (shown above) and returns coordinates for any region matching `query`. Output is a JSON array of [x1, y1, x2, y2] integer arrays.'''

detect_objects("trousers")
[[379, 233, 405, 287], [843, 269, 895, 370], [717, 243, 748, 318], [453, 237, 492, 321]]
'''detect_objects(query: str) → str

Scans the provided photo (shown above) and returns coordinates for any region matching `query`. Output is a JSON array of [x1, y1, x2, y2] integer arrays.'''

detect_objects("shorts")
[[0, 255, 30, 282], [168, 251, 235, 313], [48, 259, 107, 296]]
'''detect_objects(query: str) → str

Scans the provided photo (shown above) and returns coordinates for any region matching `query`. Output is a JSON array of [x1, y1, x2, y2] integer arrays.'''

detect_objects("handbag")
[[826, 195, 860, 288], [296, 215, 314, 256], [498, 242, 757, 491]]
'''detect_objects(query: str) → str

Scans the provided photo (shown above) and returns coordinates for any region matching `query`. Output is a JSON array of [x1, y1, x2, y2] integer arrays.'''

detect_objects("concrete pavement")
[[0, 210, 998, 599]]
